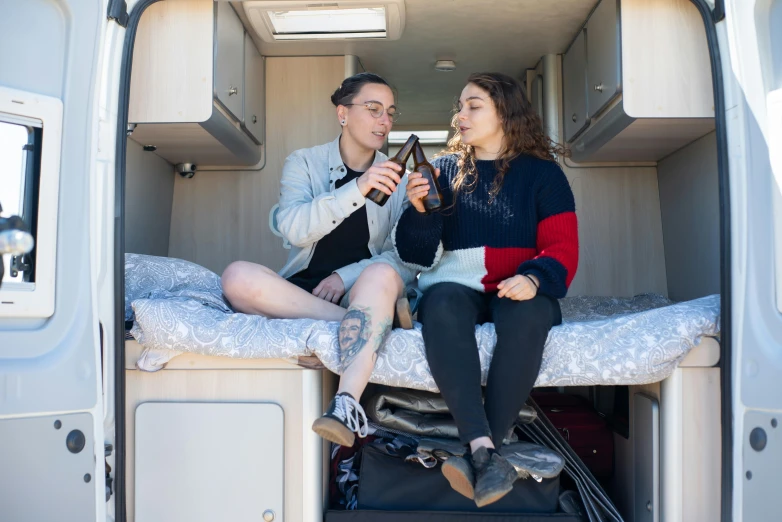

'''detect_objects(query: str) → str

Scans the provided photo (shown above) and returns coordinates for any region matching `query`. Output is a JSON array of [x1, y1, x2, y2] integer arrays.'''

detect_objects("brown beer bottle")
[[411, 140, 443, 214], [366, 134, 418, 206]]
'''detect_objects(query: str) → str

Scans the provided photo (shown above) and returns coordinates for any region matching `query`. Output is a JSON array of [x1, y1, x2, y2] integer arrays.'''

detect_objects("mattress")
[[125, 254, 721, 391]]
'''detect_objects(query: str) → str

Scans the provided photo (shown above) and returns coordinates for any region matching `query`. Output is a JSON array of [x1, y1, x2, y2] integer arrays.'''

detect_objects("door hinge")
[[107, 0, 129, 28]]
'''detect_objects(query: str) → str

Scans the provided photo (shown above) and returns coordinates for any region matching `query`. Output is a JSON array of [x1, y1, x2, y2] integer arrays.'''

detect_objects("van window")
[[0, 118, 39, 284]]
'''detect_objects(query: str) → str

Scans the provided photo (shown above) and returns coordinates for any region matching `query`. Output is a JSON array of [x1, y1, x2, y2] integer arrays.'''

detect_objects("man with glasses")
[[221, 72, 417, 447]]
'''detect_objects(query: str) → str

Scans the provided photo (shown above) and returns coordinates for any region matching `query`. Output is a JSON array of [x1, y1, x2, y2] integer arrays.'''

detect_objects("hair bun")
[[330, 87, 343, 107]]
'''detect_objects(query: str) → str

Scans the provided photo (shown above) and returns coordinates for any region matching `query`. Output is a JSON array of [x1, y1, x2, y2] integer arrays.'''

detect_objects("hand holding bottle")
[[356, 161, 403, 197], [406, 168, 441, 214]]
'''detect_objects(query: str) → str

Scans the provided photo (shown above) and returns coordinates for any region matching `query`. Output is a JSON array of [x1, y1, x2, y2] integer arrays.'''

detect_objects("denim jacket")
[[276, 135, 417, 291]]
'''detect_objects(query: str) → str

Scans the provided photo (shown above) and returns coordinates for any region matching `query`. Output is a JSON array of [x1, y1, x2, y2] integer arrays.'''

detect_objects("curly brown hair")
[[440, 72, 567, 203]]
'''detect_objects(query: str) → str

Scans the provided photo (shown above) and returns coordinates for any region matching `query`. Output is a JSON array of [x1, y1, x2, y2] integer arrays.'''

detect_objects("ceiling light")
[[245, 1, 406, 42], [434, 60, 456, 72]]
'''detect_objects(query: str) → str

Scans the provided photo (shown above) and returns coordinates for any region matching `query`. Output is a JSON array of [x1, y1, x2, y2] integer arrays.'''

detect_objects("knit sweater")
[[392, 153, 578, 298]]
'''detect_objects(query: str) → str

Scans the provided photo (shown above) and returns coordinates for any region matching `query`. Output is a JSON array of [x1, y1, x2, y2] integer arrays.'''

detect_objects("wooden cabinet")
[[562, 0, 715, 162], [563, 29, 589, 142], [242, 32, 265, 145], [585, 0, 621, 117], [135, 403, 283, 522], [128, 0, 263, 166], [215, 1, 244, 121]]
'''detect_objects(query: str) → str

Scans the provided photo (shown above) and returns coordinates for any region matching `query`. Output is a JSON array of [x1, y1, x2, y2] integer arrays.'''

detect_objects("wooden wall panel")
[[563, 163, 669, 298]]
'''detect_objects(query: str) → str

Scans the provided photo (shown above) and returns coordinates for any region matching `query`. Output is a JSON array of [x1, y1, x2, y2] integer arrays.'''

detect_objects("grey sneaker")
[[311, 392, 368, 447], [441, 454, 475, 499], [393, 296, 413, 330], [472, 446, 518, 508]]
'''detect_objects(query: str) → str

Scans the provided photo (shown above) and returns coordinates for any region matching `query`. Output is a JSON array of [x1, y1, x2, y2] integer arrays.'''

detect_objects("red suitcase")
[[530, 392, 614, 479]]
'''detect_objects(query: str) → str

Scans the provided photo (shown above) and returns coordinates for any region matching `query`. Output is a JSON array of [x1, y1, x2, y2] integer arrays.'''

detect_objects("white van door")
[[722, 0, 782, 520], [0, 1, 107, 521]]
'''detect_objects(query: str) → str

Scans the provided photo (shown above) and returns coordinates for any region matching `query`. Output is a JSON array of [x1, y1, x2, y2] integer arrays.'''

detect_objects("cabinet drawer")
[[563, 29, 589, 142], [215, 1, 244, 120], [242, 32, 265, 145], [586, 0, 621, 117]]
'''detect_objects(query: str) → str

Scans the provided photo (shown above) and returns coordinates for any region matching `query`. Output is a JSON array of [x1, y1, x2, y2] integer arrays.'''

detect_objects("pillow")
[[124, 253, 227, 322]]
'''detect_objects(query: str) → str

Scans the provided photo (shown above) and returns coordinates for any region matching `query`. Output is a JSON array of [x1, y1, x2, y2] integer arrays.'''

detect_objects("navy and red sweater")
[[392, 153, 578, 299]]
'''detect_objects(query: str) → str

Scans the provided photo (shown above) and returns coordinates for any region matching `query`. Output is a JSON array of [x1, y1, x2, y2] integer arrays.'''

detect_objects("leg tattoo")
[[338, 306, 393, 371], [339, 307, 372, 370]]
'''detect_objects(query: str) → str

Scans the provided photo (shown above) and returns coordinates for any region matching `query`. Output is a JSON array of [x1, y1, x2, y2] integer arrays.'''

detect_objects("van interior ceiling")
[[120, 1, 723, 521]]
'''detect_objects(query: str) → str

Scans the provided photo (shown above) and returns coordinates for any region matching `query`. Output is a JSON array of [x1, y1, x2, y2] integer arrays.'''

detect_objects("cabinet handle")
[[252, 115, 257, 124], [572, 113, 578, 123], [594, 83, 604, 93], [229, 86, 238, 96]]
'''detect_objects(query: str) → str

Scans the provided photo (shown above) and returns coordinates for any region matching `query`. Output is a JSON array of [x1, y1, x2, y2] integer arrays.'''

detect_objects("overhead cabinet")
[[562, 0, 715, 162], [129, 0, 264, 166]]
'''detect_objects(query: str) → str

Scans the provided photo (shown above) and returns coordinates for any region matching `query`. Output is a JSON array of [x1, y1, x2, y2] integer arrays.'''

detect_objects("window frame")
[[0, 86, 63, 318]]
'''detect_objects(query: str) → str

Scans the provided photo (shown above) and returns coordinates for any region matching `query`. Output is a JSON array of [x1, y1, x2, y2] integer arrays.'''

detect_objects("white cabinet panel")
[[563, 29, 589, 142], [243, 32, 265, 145], [215, 2, 244, 120], [135, 402, 283, 522], [586, 0, 621, 117]]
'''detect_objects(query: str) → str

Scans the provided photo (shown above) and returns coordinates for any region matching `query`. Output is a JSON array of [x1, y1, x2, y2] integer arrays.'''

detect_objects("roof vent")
[[244, 0, 405, 41]]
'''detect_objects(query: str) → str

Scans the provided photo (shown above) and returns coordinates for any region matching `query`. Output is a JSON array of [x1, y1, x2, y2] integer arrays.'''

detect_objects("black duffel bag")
[[356, 443, 561, 514], [325, 510, 583, 521]]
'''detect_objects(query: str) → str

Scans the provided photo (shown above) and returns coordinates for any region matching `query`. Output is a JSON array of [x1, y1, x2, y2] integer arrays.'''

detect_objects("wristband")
[[524, 274, 539, 290]]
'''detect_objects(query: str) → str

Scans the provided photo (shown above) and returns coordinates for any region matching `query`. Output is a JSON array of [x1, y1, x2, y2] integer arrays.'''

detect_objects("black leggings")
[[418, 282, 562, 447]]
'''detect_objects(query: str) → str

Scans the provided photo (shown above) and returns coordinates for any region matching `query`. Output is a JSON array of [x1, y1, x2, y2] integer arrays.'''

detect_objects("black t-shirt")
[[286, 165, 372, 293]]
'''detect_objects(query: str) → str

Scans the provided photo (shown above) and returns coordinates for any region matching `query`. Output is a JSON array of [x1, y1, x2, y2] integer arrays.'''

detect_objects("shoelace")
[[334, 394, 369, 439]]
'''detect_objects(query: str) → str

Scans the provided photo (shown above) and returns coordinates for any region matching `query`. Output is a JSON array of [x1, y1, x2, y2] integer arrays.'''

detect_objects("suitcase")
[[530, 393, 614, 479]]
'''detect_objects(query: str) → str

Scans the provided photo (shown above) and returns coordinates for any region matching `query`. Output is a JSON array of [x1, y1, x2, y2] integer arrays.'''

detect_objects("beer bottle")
[[411, 140, 443, 214], [366, 134, 418, 206]]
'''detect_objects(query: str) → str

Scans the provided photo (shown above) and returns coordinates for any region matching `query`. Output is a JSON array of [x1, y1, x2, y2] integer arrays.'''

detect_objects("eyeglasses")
[[343, 101, 400, 123]]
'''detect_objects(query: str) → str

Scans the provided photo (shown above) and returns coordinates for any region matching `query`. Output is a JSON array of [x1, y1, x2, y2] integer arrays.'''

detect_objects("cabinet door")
[[242, 33, 265, 145], [214, 2, 244, 120], [586, 0, 621, 117], [563, 29, 589, 142], [135, 403, 283, 522]]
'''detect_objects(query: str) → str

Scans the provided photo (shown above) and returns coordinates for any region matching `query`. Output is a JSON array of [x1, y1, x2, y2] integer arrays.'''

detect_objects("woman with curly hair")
[[393, 72, 579, 507]]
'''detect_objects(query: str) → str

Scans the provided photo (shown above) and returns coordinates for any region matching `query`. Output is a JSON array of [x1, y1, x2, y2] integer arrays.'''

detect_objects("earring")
[[341, 120, 346, 125]]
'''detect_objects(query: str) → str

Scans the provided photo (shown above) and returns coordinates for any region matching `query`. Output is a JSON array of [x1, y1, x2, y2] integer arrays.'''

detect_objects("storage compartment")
[[135, 402, 283, 521], [128, 0, 263, 166], [585, 0, 621, 116], [562, 29, 588, 142], [562, 0, 715, 162]]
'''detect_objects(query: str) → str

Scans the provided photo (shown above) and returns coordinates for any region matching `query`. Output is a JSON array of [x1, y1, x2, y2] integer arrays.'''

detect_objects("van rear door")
[[722, 0, 782, 520], [0, 1, 107, 520]]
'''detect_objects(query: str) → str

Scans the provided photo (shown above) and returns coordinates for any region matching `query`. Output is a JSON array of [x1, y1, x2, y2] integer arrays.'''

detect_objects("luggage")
[[356, 443, 561, 514], [518, 397, 624, 522], [530, 393, 614, 479]]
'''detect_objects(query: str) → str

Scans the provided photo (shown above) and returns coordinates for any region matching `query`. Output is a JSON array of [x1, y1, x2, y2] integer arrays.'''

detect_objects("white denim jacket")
[[276, 135, 417, 291]]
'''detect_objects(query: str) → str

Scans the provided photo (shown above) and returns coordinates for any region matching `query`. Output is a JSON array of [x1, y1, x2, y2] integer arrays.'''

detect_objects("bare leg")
[[312, 263, 404, 446], [221, 260, 345, 322], [336, 262, 404, 399]]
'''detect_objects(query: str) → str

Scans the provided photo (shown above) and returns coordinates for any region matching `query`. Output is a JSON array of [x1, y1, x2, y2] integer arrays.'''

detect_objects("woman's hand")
[[312, 273, 346, 304], [497, 274, 539, 301], [356, 161, 403, 197], [406, 168, 440, 213]]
